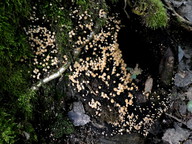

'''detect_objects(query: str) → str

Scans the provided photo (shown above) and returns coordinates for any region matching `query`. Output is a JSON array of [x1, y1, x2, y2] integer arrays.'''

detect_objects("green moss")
[[76, 0, 89, 8], [129, 0, 168, 29], [0, 0, 34, 125], [0, 0, 32, 96], [143, 0, 168, 29], [0, 0, 37, 142], [20, 122, 38, 143], [51, 114, 74, 138], [0, 110, 17, 144], [18, 89, 36, 117], [131, 1, 148, 16], [30, 83, 74, 142]]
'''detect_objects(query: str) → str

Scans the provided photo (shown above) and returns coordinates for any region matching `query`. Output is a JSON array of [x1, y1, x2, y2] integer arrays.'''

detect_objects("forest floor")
[[64, 19, 192, 144]]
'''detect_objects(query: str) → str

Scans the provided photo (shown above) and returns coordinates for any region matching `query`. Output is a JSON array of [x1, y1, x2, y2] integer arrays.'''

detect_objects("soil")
[[64, 11, 192, 144]]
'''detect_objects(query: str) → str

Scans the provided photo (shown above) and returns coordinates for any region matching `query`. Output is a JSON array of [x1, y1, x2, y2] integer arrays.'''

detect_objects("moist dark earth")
[[64, 9, 192, 144]]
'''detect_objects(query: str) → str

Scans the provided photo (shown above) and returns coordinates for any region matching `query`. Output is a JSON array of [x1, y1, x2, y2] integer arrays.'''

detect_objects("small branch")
[[162, 0, 192, 31], [31, 62, 71, 90], [31, 31, 96, 90], [165, 113, 187, 126], [124, 0, 130, 19]]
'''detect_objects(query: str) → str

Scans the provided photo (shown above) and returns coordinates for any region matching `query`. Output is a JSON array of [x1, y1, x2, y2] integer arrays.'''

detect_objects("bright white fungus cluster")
[[68, 8, 168, 136], [24, 4, 68, 81], [25, 3, 168, 137], [26, 25, 59, 80]]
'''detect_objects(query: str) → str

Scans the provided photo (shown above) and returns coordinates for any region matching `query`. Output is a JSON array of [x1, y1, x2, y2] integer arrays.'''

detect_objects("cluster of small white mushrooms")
[[24, 4, 68, 81], [24, 2, 168, 136], [68, 8, 168, 136]]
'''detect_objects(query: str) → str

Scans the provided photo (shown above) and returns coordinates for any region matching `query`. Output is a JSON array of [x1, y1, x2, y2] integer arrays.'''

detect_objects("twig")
[[31, 61, 71, 90], [162, 0, 192, 31], [31, 31, 96, 90], [165, 113, 187, 126], [124, 0, 130, 19]]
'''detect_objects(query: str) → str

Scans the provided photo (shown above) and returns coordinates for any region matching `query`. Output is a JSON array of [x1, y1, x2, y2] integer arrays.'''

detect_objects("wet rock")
[[175, 45, 192, 87], [184, 139, 192, 144], [179, 102, 187, 115], [185, 87, 192, 100], [68, 112, 90, 126], [68, 101, 90, 126], [186, 119, 192, 129], [169, 0, 186, 8], [168, 0, 192, 22], [174, 70, 192, 87], [162, 124, 190, 144], [72, 101, 85, 113], [177, 0, 192, 22], [177, 46, 192, 70]]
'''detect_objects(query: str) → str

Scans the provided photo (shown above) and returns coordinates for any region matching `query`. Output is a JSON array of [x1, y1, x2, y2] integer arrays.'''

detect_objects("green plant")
[[18, 89, 36, 117], [0, 0, 32, 98], [51, 114, 74, 138], [143, 0, 168, 29], [0, 110, 17, 144], [0, 1, 38, 142], [129, 0, 168, 29], [76, 0, 91, 10]]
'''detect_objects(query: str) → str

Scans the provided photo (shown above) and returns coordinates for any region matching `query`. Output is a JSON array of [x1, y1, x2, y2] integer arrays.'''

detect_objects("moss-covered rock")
[[143, 0, 168, 29], [128, 0, 168, 29]]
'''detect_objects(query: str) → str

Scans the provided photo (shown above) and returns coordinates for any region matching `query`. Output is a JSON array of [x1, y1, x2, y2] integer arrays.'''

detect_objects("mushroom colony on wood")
[[68, 8, 168, 136], [24, 5, 68, 82]]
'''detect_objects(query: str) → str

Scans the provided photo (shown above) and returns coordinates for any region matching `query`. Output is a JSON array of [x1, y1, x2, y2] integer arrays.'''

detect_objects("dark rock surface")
[[99, 133, 145, 144]]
